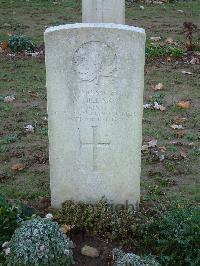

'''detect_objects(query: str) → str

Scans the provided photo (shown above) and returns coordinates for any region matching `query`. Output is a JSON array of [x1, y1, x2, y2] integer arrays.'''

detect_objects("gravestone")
[[45, 24, 145, 208], [82, 0, 125, 24]]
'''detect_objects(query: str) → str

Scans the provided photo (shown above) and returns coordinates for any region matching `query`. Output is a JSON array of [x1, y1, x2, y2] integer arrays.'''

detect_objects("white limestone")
[[82, 0, 125, 24], [45, 24, 146, 208]]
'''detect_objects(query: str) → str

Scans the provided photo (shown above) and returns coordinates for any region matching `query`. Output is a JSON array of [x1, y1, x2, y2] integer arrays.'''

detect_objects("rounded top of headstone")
[[44, 23, 145, 36]]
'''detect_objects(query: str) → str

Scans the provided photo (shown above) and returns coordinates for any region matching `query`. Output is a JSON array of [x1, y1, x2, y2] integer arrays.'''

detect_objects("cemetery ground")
[[0, 0, 199, 265]]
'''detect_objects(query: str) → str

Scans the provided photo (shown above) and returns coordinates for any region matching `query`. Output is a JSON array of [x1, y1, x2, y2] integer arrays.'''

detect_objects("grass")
[[0, 0, 199, 208]]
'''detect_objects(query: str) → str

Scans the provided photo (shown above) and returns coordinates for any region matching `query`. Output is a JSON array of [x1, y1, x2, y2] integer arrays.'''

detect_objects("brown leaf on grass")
[[166, 56, 172, 62], [177, 101, 191, 109], [1, 41, 9, 50], [180, 148, 187, 158], [176, 130, 185, 138], [166, 37, 174, 44], [174, 117, 187, 124], [159, 146, 167, 152], [61, 224, 75, 234], [11, 163, 25, 171], [171, 141, 184, 146], [141, 144, 149, 152], [28, 91, 39, 97], [142, 139, 157, 152], [152, 83, 163, 91]]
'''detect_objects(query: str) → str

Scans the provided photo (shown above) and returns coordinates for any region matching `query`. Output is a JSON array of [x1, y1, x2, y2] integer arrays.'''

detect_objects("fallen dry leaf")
[[166, 37, 174, 45], [177, 101, 191, 109], [141, 144, 149, 152], [180, 148, 187, 158], [174, 117, 187, 124], [24, 125, 34, 133], [28, 91, 39, 97], [166, 56, 172, 62], [143, 103, 152, 109], [181, 70, 192, 75], [171, 124, 184, 130], [61, 224, 75, 234], [4, 95, 15, 103], [153, 83, 163, 91], [159, 154, 165, 162], [159, 146, 167, 152], [148, 139, 157, 148], [190, 57, 200, 65], [176, 130, 185, 138], [25, 52, 40, 57], [142, 139, 157, 152], [1, 41, 9, 50], [11, 163, 25, 171], [171, 141, 183, 146], [154, 102, 166, 111], [150, 36, 161, 41]]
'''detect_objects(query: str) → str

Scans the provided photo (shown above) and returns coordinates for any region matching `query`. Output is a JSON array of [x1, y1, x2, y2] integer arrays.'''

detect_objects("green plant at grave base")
[[146, 44, 184, 58], [6, 218, 74, 266], [56, 198, 140, 243], [113, 248, 160, 266], [139, 205, 200, 266], [8, 35, 36, 53], [0, 195, 35, 263]]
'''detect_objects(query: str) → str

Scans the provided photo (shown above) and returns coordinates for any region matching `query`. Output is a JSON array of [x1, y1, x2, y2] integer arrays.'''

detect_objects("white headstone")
[[45, 24, 146, 208], [82, 0, 125, 24]]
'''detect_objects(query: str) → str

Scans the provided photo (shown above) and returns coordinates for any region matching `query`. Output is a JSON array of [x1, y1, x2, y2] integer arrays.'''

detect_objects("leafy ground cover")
[[0, 0, 199, 265]]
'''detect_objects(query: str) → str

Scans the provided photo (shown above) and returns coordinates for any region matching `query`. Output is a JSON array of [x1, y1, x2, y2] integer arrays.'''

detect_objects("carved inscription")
[[73, 41, 117, 84], [71, 41, 135, 123]]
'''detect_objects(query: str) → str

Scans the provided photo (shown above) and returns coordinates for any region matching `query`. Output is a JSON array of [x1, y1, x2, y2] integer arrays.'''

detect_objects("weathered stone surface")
[[81, 245, 99, 258], [45, 23, 146, 208], [82, 0, 125, 24]]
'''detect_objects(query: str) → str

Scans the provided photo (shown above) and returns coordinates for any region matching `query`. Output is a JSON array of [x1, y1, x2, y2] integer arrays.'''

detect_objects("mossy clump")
[[6, 218, 74, 266], [8, 35, 35, 53], [113, 248, 160, 266]]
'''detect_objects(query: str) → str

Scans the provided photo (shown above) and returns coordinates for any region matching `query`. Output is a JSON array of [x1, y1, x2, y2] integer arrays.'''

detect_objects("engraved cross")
[[80, 126, 110, 171]]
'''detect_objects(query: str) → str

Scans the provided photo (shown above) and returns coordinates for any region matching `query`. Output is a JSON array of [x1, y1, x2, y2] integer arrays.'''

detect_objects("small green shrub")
[[113, 248, 160, 266], [146, 44, 183, 58], [8, 35, 35, 53], [140, 205, 200, 265], [56, 198, 142, 243], [6, 218, 74, 266]]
